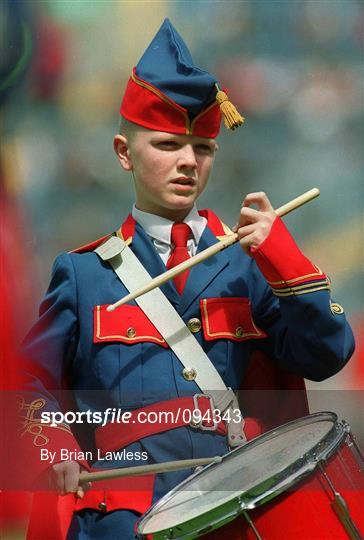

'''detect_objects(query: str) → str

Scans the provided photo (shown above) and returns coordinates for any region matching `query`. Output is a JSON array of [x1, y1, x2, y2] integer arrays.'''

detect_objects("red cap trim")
[[120, 69, 221, 138]]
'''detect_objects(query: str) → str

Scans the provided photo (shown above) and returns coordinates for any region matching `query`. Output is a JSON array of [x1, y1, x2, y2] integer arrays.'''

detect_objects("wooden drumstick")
[[107, 188, 320, 312], [79, 456, 222, 483]]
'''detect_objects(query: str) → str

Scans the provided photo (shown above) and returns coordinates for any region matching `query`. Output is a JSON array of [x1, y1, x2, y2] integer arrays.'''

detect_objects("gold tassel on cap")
[[215, 85, 244, 130]]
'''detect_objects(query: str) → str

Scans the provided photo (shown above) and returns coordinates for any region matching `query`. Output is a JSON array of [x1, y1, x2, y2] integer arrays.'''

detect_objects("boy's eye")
[[195, 144, 214, 155], [155, 141, 180, 150], [153, 140, 215, 154]]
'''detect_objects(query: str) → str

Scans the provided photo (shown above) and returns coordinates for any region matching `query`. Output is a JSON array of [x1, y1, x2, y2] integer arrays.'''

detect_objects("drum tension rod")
[[344, 422, 364, 472], [317, 461, 362, 540], [241, 510, 264, 540]]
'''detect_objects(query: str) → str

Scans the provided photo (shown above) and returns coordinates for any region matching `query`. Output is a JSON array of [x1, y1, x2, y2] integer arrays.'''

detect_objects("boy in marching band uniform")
[[21, 19, 354, 539]]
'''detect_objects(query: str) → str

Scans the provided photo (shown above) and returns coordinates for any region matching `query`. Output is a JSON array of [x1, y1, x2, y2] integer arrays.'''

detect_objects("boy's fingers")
[[239, 206, 262, 224], [237, 224, 256, 238], [242, 192, 274, 212], [76, 486, 85, 499]]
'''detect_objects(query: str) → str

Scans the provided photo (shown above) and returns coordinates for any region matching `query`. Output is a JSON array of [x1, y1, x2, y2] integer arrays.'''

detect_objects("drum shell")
[[204, 442, 364, 540], [137, 414, 364, 540]]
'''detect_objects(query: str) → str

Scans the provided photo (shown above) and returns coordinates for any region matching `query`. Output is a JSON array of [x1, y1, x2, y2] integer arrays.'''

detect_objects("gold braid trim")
[[17, 396, 71, 447]]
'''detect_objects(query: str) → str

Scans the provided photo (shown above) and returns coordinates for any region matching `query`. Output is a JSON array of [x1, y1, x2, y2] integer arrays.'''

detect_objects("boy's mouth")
[[171, 177, 196, 186]]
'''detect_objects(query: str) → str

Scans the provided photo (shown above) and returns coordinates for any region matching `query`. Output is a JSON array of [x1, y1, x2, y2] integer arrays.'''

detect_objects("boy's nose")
[[177, 145, 198, 170]]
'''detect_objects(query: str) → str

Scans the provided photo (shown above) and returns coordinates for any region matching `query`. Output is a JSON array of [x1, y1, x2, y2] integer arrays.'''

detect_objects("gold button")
[[182, 367, 197, 381], [235, 326, 244, 338], [187, 318, 201, 333], [190, 418, 200, 427], [330, 302, 344, 315], [98, 501, 107, 512], [126, 327, 136, 338]]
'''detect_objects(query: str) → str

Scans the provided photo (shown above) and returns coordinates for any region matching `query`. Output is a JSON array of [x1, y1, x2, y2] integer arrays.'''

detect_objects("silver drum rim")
[[137, 412, 346, 539]]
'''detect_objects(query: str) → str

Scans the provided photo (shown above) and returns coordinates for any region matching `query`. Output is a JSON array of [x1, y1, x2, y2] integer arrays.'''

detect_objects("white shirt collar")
[[132, 204, 207, 246]]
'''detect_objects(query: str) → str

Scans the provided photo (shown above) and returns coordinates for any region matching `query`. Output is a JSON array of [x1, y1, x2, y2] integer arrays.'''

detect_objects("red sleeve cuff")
[[20, 425, 90, 488], [251, 217, 330, 296]]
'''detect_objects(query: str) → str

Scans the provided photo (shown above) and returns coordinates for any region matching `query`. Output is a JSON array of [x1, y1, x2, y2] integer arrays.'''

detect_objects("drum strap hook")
[[212, 389, 247, 447]]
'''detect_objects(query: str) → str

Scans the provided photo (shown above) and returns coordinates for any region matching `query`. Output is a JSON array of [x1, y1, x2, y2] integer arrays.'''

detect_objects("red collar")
[[71, 209, 230, 254], [119, 209, 228, 242]]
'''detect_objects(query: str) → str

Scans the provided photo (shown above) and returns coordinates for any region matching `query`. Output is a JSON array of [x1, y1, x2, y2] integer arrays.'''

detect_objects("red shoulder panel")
[[120, 213, 136, 241], [198, 209, 227, 237]]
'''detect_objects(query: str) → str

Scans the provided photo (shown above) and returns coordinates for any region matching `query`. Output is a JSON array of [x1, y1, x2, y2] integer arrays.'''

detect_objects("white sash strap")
[[95, 235, 246, 446]]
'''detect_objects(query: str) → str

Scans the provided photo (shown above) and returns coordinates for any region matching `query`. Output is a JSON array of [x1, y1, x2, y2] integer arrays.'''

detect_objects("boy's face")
[[115, 128, 218, 221]]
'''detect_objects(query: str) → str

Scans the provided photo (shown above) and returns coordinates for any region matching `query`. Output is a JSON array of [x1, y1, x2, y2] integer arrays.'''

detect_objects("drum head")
[[137, 412, 346, 539]]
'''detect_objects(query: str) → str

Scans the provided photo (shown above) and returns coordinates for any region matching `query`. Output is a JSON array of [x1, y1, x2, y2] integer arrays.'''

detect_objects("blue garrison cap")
[[136, 18, 217, 119], [120, 18, 244, 136]]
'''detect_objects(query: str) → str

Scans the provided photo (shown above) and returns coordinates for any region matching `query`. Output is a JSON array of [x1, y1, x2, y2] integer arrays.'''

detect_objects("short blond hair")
[[118, 116, 140, 140]]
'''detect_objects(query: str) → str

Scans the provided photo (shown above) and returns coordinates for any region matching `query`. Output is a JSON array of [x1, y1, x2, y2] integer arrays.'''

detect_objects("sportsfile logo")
[[40, 407, 244, 427], [41, 408, 135, 427]]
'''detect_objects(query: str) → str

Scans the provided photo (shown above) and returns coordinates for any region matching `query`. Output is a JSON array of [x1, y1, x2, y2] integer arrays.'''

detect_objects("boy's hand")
[[233, 192, 276, 254], [51, 461, 91, 499]]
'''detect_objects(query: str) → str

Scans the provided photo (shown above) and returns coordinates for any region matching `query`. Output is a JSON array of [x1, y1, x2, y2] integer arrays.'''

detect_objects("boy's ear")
[[113, 134, 133, 171]]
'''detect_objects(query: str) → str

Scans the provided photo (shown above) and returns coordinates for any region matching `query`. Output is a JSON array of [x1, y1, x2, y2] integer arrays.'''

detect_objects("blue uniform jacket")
[[20, 210, 354, 516]]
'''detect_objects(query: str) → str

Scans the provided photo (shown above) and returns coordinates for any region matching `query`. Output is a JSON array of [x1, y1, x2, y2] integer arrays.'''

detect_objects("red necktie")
[[166, 222, 191, 294]]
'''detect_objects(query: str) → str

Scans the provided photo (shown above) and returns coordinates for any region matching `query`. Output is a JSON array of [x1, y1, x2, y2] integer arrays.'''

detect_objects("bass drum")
[[137, 412, 364, 539]]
